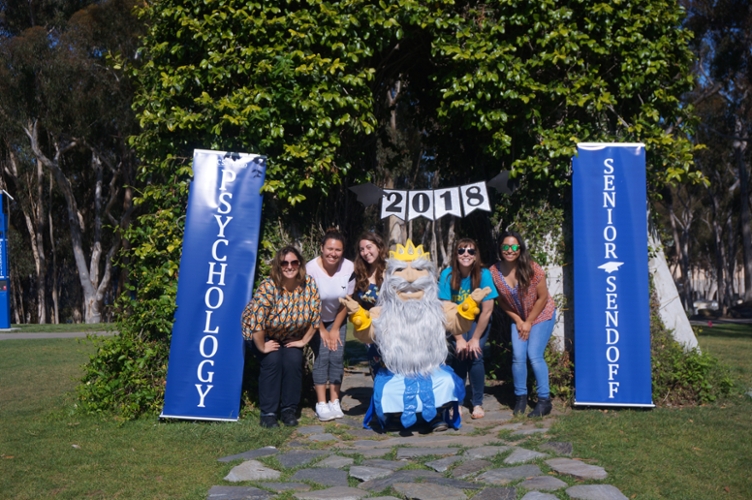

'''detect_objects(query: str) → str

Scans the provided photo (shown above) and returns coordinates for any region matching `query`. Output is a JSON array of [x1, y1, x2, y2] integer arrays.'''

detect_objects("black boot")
[[280, 409, 298, 427], [528, 397, 552, 417], [260, 414, 279, 428], [513, 395, 528, 416]]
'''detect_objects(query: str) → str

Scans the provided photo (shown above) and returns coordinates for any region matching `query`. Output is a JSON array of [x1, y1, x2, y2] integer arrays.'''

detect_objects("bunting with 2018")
[[572, 143, 653, 407], [161, 150, 266, 421]]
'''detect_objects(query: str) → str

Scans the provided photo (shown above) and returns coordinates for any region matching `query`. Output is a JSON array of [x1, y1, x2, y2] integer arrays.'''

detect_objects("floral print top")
[[241, 275, 321, 342]]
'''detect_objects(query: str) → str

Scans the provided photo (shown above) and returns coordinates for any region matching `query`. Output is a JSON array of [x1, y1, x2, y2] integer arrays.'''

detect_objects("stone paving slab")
[[296, 426, 324, 435], [346, 448, 392, 458], [293, 486, 368, 500], [307, 432, 337, 442], [425, 455, 464, 472], [393, 481, 467, 500], [512, 427, 551, 436], [566, 484, 629, 500], [546, 458, 608, 480], [396, 446, 461, 459], [346, 428, 382, 438], [517, 475, 568, 491], [463, 445, 511, 459], [451, 459, 491, 478], [276, 450, 329, 468], [503, 447, 547, 464], [472, 487, 518, 500], [217, 446, 278, 463], [476, 465, 542, 485], [207, 485, 272, 499], [421, 476, 483, 490], [361, 458, 408, 470], [539, 441, 573, 456], [256, 482, 310, 492], [345, 434, 495, 449], [521, 492, 558, 500], [314, 455, 354, 468], [494, 422, 524, 431], [349, 465, 393, 481], [224, 460, 281, 482], [290, 467, 349, 487], [358, 469, 440, 491]]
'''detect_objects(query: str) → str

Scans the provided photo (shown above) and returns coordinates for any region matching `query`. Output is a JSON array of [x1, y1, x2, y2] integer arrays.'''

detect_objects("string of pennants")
[[348, 171, 515, 221]]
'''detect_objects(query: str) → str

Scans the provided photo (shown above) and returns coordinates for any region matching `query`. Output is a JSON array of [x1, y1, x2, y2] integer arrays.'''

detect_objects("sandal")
[[471, 405, 485, 419]]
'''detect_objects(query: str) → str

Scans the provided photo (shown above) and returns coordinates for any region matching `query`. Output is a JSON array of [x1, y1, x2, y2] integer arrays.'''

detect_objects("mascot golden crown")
[[341, 240, 490, 431]]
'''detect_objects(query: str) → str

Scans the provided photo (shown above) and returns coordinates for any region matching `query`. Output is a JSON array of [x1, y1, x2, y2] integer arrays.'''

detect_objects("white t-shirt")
[[306, 257, 355, 323]]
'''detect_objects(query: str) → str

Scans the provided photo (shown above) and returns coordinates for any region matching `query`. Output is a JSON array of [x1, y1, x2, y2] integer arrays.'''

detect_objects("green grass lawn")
[[1, 324, 750, 499], [2, 323, 116, 333], [0, 338, 292, 499], [551, 322, 752, 500]]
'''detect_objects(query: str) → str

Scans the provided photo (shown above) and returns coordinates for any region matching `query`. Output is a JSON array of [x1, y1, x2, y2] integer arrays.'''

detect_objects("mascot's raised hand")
[[443, 286, 492, 336], [339, 296, 380, 343]]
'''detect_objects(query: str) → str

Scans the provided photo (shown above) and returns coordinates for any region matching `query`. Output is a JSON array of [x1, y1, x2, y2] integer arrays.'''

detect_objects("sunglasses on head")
[[281, 259, 300, 268], [502, 244, 520, 252], [457, 247, 476, 256]]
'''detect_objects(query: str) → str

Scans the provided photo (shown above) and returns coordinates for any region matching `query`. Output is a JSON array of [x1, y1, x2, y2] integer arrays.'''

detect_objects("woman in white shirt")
[[306, 228, 355, 421]]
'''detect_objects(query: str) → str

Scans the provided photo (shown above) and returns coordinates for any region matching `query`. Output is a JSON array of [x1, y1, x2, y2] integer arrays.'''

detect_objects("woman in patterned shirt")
[[490, 230, 557, 418], [242, 246, 321, 428]]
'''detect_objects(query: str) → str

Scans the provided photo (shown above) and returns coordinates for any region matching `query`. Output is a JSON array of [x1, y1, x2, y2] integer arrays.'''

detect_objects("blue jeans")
[[511, 312, 556, 399], [449, 320, 489, 407]]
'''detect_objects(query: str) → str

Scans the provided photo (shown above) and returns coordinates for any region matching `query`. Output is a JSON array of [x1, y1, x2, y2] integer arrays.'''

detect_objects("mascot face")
[[374, 240, 448, 376], [391, 261, 431, 301]]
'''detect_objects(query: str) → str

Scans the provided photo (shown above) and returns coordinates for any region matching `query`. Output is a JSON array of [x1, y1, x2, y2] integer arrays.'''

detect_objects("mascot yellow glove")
[[349, 307, 372, 331], [457, 295, 480, 320]]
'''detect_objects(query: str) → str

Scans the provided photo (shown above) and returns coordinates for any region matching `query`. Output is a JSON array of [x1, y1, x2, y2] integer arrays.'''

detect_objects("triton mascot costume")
[[341, 240, 490, 431]]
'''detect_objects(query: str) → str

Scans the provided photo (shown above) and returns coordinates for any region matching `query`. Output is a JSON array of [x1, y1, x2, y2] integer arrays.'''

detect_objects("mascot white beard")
[[374, 258, 447, 377]]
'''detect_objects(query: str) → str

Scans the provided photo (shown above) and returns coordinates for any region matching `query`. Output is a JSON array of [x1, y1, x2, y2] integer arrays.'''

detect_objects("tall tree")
[[682, 0, 752, 302], [0, 0, 142, 322]]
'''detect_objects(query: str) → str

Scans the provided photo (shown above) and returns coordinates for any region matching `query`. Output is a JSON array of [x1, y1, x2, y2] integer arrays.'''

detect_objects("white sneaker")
[[329, 399, 344, 419], [315, 402, 336, 421]]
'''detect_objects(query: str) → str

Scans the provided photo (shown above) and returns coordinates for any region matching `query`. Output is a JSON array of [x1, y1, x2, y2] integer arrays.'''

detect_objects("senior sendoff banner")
[[161, 150, 266, 421], [572, 143, 653, 407]]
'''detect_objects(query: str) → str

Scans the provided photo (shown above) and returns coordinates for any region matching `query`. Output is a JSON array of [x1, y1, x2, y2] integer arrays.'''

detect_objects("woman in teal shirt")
[[438, 237, 498, 419]]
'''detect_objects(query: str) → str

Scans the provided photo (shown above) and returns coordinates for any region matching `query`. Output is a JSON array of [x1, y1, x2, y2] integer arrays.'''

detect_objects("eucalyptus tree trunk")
[[668, 202, 693, 310], [25, 120, 123, 323], [5, 149, 46, 322], [734, 115, 752, 301]]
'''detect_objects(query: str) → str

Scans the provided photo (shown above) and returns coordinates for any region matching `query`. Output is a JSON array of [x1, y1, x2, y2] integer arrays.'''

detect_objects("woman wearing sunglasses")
[[306, 228, 355, 421], [438, 237, 498, 420], [491, 230, 557, 417], [241, 246, 321, 428]]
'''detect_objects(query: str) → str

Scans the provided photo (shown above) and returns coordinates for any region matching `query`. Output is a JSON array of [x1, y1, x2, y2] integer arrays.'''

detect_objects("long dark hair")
[[353, 232, 387, 293], [498, 230, 533, 291], [270, 246, 306, 288], [450, 237, 482, 291]]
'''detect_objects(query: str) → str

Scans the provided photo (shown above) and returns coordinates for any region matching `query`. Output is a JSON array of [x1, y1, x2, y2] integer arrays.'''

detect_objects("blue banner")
[[572, 143, 653, 407], [161, 150, 266, 421]]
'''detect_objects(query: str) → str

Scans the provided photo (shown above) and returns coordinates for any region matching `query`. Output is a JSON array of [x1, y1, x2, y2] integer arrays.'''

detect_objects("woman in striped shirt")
[[490, 230, 557, 417]]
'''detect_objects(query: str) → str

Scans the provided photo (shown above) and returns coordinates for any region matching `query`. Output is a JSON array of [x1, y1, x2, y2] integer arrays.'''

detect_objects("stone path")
[[209, 365, 630, 500]]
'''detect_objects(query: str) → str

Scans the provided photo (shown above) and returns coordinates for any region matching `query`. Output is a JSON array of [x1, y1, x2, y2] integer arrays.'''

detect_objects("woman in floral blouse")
[[242, 246, 320, 428], [491, 230, 557, 418]]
